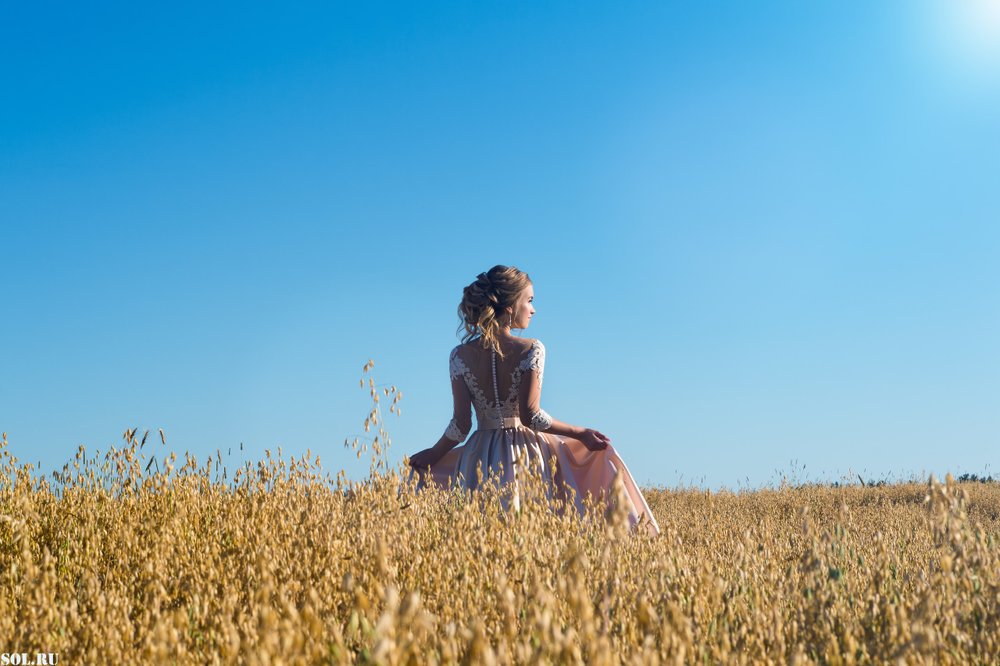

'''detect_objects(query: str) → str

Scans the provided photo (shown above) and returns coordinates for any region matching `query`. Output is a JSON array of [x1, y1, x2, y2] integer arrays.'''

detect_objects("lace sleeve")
[[523, 340, 546, 390], [444, 347, 471, 442], [444, 418, 468, 442], [528, 408, 553, 431], [520, 340, 553, 431], [449, 346, 464, 379]]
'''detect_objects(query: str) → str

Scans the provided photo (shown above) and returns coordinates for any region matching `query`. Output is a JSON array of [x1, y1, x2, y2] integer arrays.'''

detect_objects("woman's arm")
[[538, 416, 586, 439], [518, 341, 610, 450], [531, 409, 611, 451], [518, 365, 585, 437], [436, 374, 472, 450], [409, 357, 472, 469]]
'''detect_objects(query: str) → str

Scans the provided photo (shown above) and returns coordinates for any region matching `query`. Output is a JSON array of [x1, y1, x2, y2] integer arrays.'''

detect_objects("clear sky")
[[2, 1, 998, 489]]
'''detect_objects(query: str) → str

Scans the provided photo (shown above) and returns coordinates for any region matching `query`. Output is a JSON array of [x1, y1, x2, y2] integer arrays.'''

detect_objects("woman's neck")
[[496, 327, 519, 341]]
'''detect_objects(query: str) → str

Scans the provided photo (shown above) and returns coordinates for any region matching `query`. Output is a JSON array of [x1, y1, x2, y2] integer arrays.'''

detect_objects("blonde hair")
[[457, 265, 532, 360]]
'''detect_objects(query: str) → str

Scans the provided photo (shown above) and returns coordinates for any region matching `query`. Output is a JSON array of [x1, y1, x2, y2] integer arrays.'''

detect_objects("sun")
[[907, 0, 1000, 96], [937, 0, 1000, 69]]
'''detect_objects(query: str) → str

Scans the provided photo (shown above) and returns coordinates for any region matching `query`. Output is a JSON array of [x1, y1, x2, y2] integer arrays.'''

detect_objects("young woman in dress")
[[408, 265, 660, 536]]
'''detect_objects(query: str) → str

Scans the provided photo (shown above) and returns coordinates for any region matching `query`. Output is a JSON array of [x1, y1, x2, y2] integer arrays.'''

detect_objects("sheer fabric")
[[412, 338, 660, 536]]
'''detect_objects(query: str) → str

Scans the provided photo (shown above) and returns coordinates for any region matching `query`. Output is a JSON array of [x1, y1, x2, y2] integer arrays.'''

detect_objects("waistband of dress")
[[475, 416, 524, 430]]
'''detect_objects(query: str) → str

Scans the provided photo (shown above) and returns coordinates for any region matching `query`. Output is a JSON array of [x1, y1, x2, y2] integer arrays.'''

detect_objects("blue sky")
[[2, 1, 998, 489]]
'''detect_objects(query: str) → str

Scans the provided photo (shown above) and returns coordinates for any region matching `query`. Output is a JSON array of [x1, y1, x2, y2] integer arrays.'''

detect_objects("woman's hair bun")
[[457, 265, 532, 360]]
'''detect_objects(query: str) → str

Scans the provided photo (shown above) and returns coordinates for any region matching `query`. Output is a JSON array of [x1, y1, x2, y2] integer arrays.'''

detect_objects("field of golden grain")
[[2, 372, 998, 664]]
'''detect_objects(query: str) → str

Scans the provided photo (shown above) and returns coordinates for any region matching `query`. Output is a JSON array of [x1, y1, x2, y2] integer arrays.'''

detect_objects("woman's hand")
[[579, 428, 610, 451], [408, 447, 443, 470]]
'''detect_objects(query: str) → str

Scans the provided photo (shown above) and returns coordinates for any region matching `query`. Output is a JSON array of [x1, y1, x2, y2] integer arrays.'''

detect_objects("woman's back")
[[450, 337, 544, 428], [408, 264, 659, 536]]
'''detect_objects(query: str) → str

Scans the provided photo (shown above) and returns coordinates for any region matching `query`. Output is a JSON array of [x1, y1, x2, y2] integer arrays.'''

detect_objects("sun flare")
[[937, 0, 1000, 69]]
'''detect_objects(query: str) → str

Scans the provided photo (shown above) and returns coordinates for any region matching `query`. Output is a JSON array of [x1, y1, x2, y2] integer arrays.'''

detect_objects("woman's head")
[[457, 265, 535, 358]]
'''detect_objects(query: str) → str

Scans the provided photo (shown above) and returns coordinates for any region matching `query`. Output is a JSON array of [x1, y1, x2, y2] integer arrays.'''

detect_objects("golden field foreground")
[[2, 430, 999, 666]]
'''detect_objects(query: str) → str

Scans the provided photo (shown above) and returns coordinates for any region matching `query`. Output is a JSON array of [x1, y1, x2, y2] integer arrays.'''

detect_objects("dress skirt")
[[412, 421, 660, 537]]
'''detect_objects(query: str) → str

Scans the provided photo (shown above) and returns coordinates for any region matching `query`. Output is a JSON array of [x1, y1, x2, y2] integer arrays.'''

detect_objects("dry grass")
[[2, 364, 998, 664]]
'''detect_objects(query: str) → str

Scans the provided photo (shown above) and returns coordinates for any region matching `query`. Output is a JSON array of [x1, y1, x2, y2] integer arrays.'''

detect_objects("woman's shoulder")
[[448, 344, 469, 376], [520, 338, 543, 353], [450, 341, 477, 360], [507, 337, 544, 354], [518, 339, 544, 365], [452, 338, 543, 355]]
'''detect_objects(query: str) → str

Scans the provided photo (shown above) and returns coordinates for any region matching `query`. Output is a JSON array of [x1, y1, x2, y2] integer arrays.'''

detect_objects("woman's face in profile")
[[513, 284, 535, 330]]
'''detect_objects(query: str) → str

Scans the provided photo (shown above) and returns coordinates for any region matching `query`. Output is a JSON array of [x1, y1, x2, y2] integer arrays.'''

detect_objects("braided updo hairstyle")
[[457, 265, 532, 360]]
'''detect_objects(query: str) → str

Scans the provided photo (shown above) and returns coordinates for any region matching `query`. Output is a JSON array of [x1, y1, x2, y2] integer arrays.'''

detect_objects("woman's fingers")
[[409, 447, 434, 467], [589, 429, 611, 447], [584, 432, 608, 451]]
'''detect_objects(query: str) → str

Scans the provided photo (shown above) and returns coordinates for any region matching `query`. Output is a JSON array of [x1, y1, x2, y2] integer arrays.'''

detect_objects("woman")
[[408, 265, 660, 536]]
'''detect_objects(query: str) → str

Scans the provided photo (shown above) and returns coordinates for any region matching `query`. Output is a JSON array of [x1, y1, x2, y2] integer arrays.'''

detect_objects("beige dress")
[[412, 338, 660, 537]]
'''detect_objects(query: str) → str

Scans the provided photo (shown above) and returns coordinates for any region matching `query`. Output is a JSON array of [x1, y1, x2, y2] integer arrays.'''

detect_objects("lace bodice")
[[443, 338, 552, 441]]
